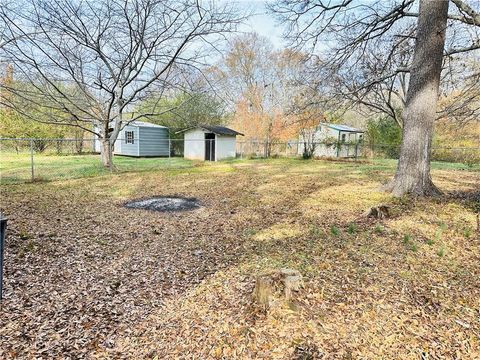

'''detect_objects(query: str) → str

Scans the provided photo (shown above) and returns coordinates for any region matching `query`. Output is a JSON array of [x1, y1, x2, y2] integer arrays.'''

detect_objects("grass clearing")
[[1, 151, 479, 186], [0, 152, 194, 184], [0, 157, 479, 358]]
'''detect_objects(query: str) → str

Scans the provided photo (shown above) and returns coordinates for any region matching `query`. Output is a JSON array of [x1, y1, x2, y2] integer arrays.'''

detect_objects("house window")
[[125, 131, 134, 144], [341, 134, 346, 142]]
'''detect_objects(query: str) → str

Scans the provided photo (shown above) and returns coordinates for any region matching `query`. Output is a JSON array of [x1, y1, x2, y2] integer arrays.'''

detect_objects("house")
[[298, 123, 364, 158], [176, 125, 244, 161], [94, 121, 170, 157]]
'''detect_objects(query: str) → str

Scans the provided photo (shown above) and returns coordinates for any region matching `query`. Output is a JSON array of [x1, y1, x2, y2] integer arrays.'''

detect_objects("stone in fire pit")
[[124, 196, 201, 212]]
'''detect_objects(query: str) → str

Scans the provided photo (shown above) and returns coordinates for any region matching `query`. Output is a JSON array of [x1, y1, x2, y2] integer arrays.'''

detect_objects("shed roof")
[[176, 125, 244, 136], [322, 123, 364, 133], [128, 121, 168, 129]]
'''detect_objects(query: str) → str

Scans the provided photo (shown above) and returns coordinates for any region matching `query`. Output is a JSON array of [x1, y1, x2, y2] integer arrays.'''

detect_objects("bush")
[[431, 147, 480, 166], [366, 117, 402, 159], [32, 139, 49, 153]]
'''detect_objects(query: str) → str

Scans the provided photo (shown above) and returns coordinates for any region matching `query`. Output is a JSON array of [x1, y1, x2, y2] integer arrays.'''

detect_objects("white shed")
[[298, 123, 364, 158], [176, 125, 244, 161]]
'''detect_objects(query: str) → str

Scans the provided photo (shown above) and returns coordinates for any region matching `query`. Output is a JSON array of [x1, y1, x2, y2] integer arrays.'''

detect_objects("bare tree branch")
[[0, 0, 246, 166]]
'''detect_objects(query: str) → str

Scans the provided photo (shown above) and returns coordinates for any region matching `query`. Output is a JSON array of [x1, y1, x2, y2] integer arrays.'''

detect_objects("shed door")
[[205, 133, 215, 161]]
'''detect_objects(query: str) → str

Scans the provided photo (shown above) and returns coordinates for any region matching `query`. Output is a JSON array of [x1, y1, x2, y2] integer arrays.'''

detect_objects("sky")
[[229, 0, 287, 48]]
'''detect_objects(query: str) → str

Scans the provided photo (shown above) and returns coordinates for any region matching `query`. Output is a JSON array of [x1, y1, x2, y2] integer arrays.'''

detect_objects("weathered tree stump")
[[364, 205, 390, 219], [253, 268, 303, 310]]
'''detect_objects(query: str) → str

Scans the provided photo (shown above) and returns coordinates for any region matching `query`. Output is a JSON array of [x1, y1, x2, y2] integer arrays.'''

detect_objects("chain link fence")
[[1, 137, 479, 184]]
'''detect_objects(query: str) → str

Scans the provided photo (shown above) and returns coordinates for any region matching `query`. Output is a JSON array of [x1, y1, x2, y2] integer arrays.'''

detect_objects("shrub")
[[32, 139, 49, 153], [366, 116, 402, 159]]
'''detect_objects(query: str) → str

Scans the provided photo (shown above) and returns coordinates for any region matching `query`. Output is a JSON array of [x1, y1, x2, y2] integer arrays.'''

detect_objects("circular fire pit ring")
[[124, 196, 201, 212]]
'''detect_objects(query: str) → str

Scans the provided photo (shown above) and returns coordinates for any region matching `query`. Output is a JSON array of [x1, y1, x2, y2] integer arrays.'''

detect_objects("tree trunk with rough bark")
[[100, 139, 113, 169], [387, 0, 449, 197]]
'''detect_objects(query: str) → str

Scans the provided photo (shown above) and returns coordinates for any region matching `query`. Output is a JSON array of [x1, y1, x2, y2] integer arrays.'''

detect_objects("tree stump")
[[364, 205, 390, 219], [253, 268, 303, 310]]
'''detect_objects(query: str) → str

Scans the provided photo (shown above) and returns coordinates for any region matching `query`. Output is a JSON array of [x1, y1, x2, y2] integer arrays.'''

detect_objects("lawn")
[[0, 158, 479, 359], [1, 152, 479, 185], [0, 153, 194, 184]]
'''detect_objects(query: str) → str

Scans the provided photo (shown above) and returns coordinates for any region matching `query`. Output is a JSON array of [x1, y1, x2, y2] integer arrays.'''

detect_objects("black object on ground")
[[0, 215, 7, 300], [124, 196, 201, 212]]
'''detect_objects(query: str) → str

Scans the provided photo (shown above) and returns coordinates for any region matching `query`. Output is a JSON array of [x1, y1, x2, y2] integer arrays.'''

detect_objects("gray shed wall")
[[138, 127, 170, 156], [117, 125, 139, 156]]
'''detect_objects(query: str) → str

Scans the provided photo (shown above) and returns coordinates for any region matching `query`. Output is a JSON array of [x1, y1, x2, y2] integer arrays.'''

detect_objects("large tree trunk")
[[100, 138, 113, 169], [387, 0, 449, 197]]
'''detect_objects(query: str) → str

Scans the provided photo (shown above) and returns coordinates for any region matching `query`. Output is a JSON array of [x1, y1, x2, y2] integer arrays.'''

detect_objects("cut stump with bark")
[[253, 268, 303, 310], [364, 205, 390, 219]]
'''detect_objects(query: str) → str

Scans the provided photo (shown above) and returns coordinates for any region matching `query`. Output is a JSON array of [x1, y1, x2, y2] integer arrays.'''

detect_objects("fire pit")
[[124, 196, 201, 212]]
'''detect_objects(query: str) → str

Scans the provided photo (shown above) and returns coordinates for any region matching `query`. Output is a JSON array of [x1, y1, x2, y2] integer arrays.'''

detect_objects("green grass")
[[347, 223, 357, 234], [330, 225, 340, 236], [402, 234, 419, 252], [0, 152, 193, 184], [1, 152, 478, 185], [463, 227, 473, 239], [374, 224, 385, 234], [370, 158, 480, 171], [437, 246, 446, 257], [403, 234, 412, 244]]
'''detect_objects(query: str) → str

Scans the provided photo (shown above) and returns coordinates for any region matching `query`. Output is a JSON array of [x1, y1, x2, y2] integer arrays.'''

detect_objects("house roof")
[[128, 121, 168, 129], [321, 123, 364, 133], [176, 125, 244, 136]]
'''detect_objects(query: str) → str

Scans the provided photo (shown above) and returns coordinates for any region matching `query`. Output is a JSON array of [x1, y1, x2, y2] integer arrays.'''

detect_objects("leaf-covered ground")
[[0, 158, 479, 359]]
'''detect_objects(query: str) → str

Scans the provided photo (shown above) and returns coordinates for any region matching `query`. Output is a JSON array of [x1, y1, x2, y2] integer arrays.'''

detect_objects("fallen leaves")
[[0, 158, 479, 358]]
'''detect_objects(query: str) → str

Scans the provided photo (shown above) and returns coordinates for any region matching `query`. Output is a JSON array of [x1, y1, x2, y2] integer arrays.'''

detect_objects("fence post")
[[108, 138, 113, 173], [168, 138, 172, 161], [30, 138, 34, 182]]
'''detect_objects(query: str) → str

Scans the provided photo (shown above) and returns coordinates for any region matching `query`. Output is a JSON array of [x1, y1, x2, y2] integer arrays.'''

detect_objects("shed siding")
[[116, 125, 139, 156], [93, 125, 103, 153], [138, 127, 169, 156], [298, 125, 362, 158], [216, 135, 236, 160], [184, 129, 206, 160], [94, 122, 169, 157], [94, 136, 101, 153]]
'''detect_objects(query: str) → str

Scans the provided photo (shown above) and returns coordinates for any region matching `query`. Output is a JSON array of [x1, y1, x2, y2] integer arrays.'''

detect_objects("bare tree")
[[219, 33, 323, 155], [388, 0, 449, 195], [328, 34, 479, 130], [270, 0, 480, 196], [0, 0, 243, 167]]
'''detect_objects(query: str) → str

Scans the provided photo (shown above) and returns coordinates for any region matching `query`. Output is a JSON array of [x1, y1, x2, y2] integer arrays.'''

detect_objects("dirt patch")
[[124, 196, 201, 212]]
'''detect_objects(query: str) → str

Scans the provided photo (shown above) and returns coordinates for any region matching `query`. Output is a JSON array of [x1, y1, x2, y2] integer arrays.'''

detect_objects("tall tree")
[[219, 33, 320, 150], [0, 0, 242, 168], [388, 0, 449, 195], [137, 91, 227, 131], [270, 0, 480, 196]]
